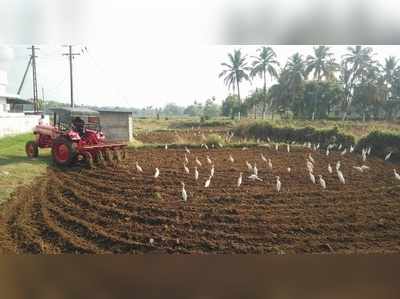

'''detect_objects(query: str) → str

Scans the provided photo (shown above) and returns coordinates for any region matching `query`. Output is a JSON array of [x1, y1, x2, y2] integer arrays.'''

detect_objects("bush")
[[205, 134, 224, 146], [355, 131, 400, 160], [234, 121, 355, 148]]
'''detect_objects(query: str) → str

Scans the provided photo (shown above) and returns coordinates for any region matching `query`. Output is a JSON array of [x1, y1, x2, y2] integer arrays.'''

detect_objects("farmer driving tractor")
[[72, 116, 85, 137]]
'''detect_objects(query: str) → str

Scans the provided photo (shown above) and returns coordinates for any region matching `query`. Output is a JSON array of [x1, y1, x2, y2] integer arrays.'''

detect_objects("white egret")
[[229, 154, 234, 163], [154, 168, 160, 178], [394, 169, 400, 180], [337, 170, 345, 184], [204, 176, 212, 188], [319, 175, 326, 189], [328, 164, 333, 174], [195, 157, 202, 167], [210, 165, 215, 177], [136, 162, 143, 173], [206, 155, 212, 164], [287, 167, 291, 173], [336, 161, 341, 171], [308, 154, 315, 164], [261, 153, 267, 162], [246, 161, 252, 171], [385, 152, 392, 161], [353, 166, 363, 173], [181, 182, 187, 201], [309, 171, 316, 184], [276, 176, 281, 192], [268, 159, 273, 170], [194, 167, 199, 181], [237, 172, 243, 187], [183, 163, 190, 174], [184, 154, 189, 164], [253, 163, 258, 176], [185, 147, 191, 154], [248, 174, 263, 181]]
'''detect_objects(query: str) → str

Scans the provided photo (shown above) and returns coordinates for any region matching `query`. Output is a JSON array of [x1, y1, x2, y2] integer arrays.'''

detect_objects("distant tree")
[[162, 103, 184, 116], [218, 49, 250, 119], [244, 89, 264, 119], [221, 94, 241, 119], [305, 45, 339, 81], [184, 101, 203, 116], [203, 97, 221, 119], [250, 46, 280, 118]]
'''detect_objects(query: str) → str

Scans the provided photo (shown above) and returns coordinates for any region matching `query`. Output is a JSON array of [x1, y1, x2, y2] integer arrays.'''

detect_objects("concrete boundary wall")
[[0, 114, 49, 138]]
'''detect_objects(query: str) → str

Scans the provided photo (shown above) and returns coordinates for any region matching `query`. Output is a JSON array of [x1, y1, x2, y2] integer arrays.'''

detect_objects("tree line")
[[219, 45, 400, 121]]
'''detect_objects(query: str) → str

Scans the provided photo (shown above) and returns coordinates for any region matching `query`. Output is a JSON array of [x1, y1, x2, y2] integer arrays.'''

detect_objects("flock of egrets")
[[132, 141, 400, 202]]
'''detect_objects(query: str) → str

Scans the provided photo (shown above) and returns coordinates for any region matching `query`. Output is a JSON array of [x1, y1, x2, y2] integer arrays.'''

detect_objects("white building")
[[0, 69, 45, 138]]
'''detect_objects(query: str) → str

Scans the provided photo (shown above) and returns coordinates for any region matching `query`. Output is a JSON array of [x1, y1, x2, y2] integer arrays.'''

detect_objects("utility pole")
[[62, 45, 80, 107], [29, 45, 39, 112]]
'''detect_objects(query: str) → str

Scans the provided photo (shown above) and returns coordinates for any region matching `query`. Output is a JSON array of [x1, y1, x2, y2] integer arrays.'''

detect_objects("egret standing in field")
[[385, 152, 392, 161], [165, 144, 168, 150], [246, 161, 253, 171], [210, 165, 215, 177], [154, 168, 160, 178], [136, 162, 143, 173], [394, 169, 400, 180], [195, 157, 202, 167], [318, 175, 326, 189], [204, 176, 212, 188], [287, 167, 291, 173], [194, 167, 199, 181], [185, 146, 191, 154], [183, 163, 190, 174], [336, 160, 341, 171], [308, 154, 315, 164], [253, 163, 258, 176], [276, 176, 281, 192], [337, 170, 346, 184], [341, 148, 347, 156], [309, 171, 316, 184], [184, 154, 189, 164], [237, 172, 243, 187], [181, 182, 187, 201], [229, 154, 234, 163], [275, 143, 279, 151], [353, 166, 363, 173], [206, 155, 212, 164], [268, 159, 273, 170], [261, 153, 267, 163], [287, 144, 290, 153], [328, 164, 333, 174]]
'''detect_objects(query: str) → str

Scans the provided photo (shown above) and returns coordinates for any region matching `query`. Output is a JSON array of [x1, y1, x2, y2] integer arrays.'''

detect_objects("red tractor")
[[25, 107, 128, 167]]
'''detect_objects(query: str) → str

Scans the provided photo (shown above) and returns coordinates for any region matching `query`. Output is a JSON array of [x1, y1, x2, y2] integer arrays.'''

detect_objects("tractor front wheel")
[[51, 137, 76, 166], [25, 141, 39, 158]]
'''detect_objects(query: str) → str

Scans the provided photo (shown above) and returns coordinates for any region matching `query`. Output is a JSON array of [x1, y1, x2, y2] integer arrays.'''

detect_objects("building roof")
[[50, 107, 100, 116], [97, 108, 133, 114], [0, 92, 32, 105]]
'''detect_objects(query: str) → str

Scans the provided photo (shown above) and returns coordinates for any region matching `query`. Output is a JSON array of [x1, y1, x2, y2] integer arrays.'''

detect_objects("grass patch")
[[0, 133, 50, 204]]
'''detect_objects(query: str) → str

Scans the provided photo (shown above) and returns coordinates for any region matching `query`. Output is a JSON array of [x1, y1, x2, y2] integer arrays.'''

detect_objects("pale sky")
[[1, 45, 400, 109]]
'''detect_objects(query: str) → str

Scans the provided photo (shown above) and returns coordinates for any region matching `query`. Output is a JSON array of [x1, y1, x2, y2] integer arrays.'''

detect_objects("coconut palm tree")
[[219, 49, 250, 119], [280, 53, 306, 117], [250, 46, 280, 118], [341, 45, 376, 120], [305, 45, 339, 81]]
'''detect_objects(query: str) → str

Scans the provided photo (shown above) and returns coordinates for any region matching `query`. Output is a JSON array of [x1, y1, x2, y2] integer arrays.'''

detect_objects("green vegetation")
[[205, 134, 224, 146], [234, 121, 355, 148], [0, 133, 50, 203], [356, 131, 400, 160], [219, 45, 400, 121]]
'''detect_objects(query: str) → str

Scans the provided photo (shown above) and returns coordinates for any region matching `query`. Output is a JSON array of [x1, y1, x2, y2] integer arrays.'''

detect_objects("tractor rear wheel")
[[51, 136, 76, 166], [25, 141, 39, 158]]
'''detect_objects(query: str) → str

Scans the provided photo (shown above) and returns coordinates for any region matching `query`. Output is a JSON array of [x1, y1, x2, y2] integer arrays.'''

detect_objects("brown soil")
[[1, 146, 400, 254]]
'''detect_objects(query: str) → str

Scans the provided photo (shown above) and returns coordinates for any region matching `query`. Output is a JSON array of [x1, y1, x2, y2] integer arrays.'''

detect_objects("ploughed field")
[[1, 146, 400, 254]]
